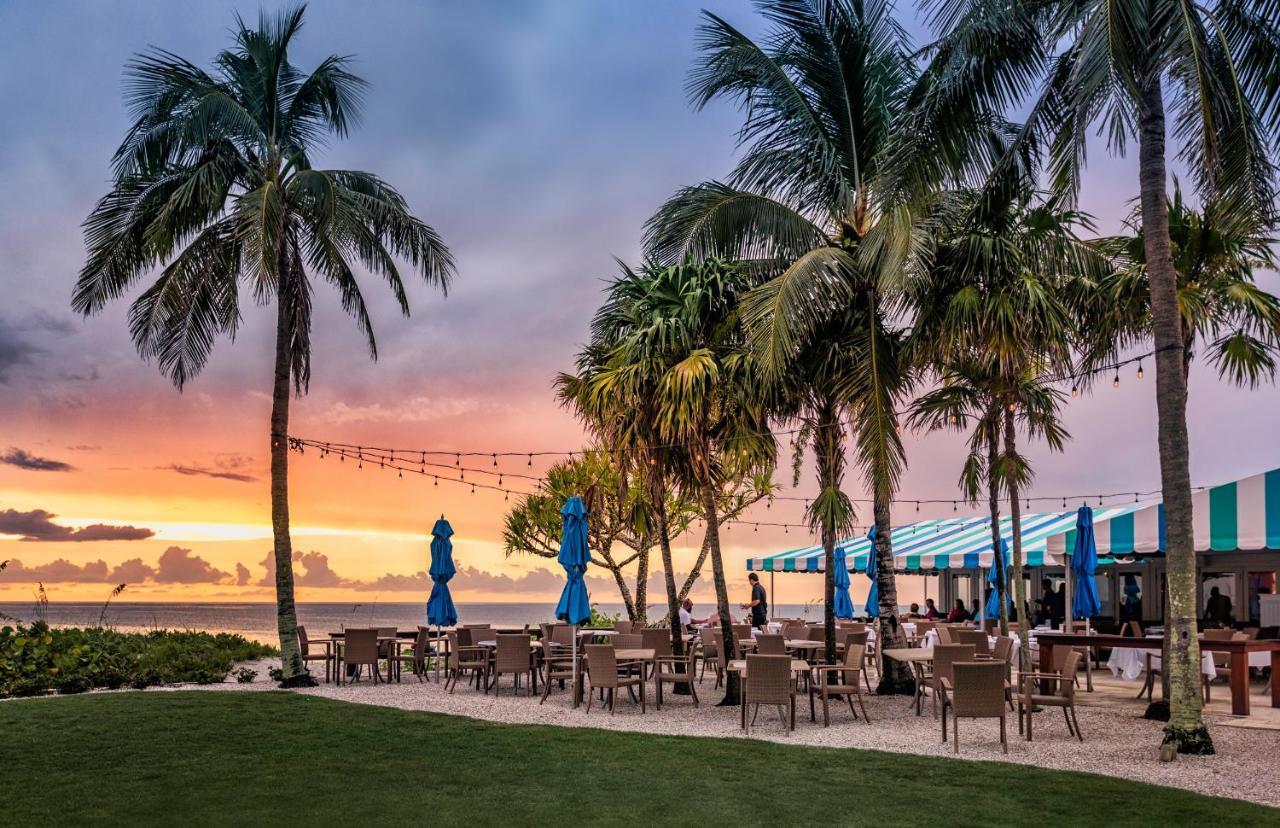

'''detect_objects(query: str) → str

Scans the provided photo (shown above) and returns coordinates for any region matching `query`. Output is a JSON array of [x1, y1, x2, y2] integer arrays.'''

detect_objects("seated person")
[[923, 598, 940, 620], [946, 599, 969, 624], [906, 602, 921, 618], [678, 598, 694, 631]]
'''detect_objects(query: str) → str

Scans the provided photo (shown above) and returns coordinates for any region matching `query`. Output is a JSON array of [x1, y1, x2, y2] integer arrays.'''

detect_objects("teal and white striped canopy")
[[1045, 467, 1280, 556], [747, 510, 1141, 573]]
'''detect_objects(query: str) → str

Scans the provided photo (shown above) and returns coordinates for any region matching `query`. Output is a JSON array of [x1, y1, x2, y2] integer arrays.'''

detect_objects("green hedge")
[[0, 622, 277, 698]]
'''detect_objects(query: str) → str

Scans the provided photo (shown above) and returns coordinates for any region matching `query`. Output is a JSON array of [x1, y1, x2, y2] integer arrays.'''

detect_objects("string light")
[[1113, 372, 1120, 388], [1137, 362, 1144, 379], [1071, 385, 1079, 398]]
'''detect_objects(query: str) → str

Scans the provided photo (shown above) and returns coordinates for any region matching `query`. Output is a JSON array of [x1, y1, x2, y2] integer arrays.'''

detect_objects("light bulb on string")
[[433, 476, 438, 487], [1071, 385, 1079, 398], [528, 454, 533, 467], [1137, 362, 1144, 379], [1112, 372, 1120, 388], [455, 453, 461, 466]]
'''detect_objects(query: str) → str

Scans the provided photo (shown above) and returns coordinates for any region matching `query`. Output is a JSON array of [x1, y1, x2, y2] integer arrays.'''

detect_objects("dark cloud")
[[234, 562, 251, 586], [257, 550, 349, 588], [154, 546, 229, 584], [1, 447, 75, 472], [168, 464, 257, 483], [0, 509, 154, 542], [109, 557, 157, 583], [0, 318, 39, 384], [1, 558, 111, 582], [65, 445, 100, 452]]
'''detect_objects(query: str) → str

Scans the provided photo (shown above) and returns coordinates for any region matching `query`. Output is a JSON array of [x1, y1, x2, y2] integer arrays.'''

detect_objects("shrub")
[[0, 622, 277, 698]]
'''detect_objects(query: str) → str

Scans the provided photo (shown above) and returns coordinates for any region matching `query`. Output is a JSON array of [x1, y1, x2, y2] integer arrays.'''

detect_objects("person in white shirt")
[[678, 598, 694, 630]]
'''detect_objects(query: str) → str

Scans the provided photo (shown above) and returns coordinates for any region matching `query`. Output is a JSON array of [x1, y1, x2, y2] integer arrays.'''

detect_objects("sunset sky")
[[2, 1, 1277, 609]]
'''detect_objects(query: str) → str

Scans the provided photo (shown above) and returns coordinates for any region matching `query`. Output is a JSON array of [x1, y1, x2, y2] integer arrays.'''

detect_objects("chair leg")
[[941, 704, 948, 743], [585, 683, 594, 713], [1071, 705, 1084, 742], [857, 689, 870, 723], [953, 717, 960, 754], [689, 674, 700, 707], [1063, 706, 1074, 736], [822, 691, 830, 727], [1000, 715, 1007, 754]]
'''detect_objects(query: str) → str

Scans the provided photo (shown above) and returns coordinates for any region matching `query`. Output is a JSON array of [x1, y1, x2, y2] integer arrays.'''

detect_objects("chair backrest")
[[916, 620, 936, 635], [783, 622, 807, 640], [807, 626, 827, 641], [1203, 628, 1235, 641], [1051, 645, 1082, 679], [955, 629, 990, 655], [932, 644, 976, 685], [845, 622, 867, 634], [641, 627, 673, 658], [732, 624, 752, 642], [951, 661, 1007, 717], [413, 626, 431, 650], [991, 635, 1014, 664], [551, 625, 575, 648], [841, 630, 869, 649], [935, 625, 953, 645], [755, 634, 786, 655], [297, 625, 313, 655], [584, 644, 618, 687], [613, 633, 644, 649], [464, 625, 492, 644], [455, 627, 474, 647], [343, 628, 379, 664], [842, 642, 867, 672], [614, 620, 634, 634], [745, 654, 792, 704], [539, 623, 556, 643], [1044, 649, 1082, 698], [1243, 627, 1260, 640], [495, 634, 531, 671], [706, 630, 728, 669]]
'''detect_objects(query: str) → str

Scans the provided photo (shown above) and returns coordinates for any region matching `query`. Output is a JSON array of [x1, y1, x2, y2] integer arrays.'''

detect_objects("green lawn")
[[0, 691, 1271, 826]]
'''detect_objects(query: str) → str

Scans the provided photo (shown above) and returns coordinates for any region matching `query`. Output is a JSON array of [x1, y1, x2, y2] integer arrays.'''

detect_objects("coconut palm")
[[72, 7, 454, 682], [643, 0, 974, 694], [917, 0, 1280, 755], [1082, 185, 1280, 386]]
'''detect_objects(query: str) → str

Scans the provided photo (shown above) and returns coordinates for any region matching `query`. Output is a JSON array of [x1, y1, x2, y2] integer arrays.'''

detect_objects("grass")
[[0, 691, 1272, 826]]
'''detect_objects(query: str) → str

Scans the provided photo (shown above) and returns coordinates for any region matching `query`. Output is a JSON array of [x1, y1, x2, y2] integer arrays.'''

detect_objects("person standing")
[[740, 573, 768, 629]]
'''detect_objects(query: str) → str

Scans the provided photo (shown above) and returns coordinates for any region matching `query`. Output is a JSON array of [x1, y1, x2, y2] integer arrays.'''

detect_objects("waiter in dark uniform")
[[741, 572, 769, 629]]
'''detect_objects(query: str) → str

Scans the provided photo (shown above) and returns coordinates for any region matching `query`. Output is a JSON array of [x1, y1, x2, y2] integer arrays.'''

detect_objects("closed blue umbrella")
[[555, 495, 592, 706], [985, 538, 1011, 620], [1071, 505, 1102, 621], [426, 516, 457, 682], [863, 526, 879, 619], [832, 547, 854, 620]]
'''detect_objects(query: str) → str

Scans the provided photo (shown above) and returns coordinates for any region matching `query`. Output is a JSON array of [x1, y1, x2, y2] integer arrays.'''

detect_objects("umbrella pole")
[[571, 624, 579, 709], [436, 624, 441, 684]]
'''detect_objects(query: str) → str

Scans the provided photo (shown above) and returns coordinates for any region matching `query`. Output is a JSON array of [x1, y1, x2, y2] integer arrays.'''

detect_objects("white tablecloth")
[[921, 629, 1023, 661], [1106, 639, 1216, 680]]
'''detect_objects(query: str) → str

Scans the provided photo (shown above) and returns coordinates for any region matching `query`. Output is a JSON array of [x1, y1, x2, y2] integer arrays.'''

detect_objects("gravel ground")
[[131, 658, 1280, 808]]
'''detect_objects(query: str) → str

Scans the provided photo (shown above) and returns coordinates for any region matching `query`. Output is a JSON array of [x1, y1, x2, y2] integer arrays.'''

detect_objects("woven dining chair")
[[539, 645, 582, 705], [838, 631, 873, 692], [491, 634, 538, 696], [701, 630, 726, 688], [743, 654, 797, 736], [392, 626, 432, 683], [613, 633, 644, 650], [339, 628, 383, 684], [654, 638, 699, 709], [584, 644, 646, 714], [445, 629, 490, 694], [954, 629, 990, 656], [812, 643, 870, 726], [1019, 649, 1083, 742], [935, 625, 954, 645], [614, 620, 634, 634], [943, 661, 1009, 754], [930, 644, 977, 718], [1204, 628, 1245, 697], [755, 633, 786, 655], [296, 625, 334, 683]]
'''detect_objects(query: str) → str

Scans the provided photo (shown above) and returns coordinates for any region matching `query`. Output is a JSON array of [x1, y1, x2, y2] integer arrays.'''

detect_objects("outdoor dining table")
[[727, 658, 814, 726], [1037, 632, 1280, 716], [327, 631, 407, 682], [883, 647, 935, 715]]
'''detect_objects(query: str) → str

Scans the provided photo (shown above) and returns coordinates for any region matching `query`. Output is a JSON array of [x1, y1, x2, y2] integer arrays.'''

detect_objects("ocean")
[[0, 601, 895, 644]]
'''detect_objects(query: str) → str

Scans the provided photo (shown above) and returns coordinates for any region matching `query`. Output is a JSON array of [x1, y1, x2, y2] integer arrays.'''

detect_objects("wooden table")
[[884, 647, 934, 715], [1035, 632, 1280, 716], [327, 632, 404, 683]]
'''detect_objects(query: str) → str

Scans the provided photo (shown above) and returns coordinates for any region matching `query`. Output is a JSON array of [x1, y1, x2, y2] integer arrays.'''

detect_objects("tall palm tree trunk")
[[1003, 409, 1031, 675], [652, 495, 683, 660], [815, 402, 841, 665], [269, 282, 306, 685], [703, 486, 740, 704], [1138, 76, 1211, 756], [986, 423, 1009, 636], [872, 494, 912, 694], [633, 544, 649, 624]]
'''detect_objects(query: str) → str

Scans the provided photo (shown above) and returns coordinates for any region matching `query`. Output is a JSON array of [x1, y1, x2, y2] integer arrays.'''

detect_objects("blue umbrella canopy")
[[985, 538, 1012, 619], [1071, 505, 1102, 619], [863, 526, 879, 619], [426, 517, 458, 627], [832, 547, 854, 620], [555, 495, 592, 626]]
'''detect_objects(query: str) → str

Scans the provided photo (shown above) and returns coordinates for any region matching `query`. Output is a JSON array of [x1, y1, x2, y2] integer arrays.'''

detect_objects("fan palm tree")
[[72, 7, 454, 682], [917, 0, 1280, 755], [643, 0, 979, 695]]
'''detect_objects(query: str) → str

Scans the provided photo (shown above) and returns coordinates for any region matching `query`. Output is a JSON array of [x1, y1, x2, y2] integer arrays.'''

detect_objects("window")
[[1247, 571, 1277, 625], [1201, 571, 1236, 625]]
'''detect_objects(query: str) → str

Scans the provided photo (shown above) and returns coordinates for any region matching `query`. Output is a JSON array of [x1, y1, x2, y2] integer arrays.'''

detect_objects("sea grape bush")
[[0, 622, 276, 697]]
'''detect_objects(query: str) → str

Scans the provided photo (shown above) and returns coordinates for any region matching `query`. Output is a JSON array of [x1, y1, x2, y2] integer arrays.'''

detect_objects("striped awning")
[[1045, 468, 1280, 556], [746, 511, 1145, 573]]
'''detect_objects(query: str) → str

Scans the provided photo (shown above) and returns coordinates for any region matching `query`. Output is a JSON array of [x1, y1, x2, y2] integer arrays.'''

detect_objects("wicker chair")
[[935, 625, 954, 645], [943, 661, 1009, 753], [837, 631, 873, 692], [743, 654, 797, 735], [392, 626, 432, 683], [783, 622, 807, 640], [445, 629, 490, 694], [701, 630, 726, 688], [755, 633, 786, 655], [297, 625, 334, 683], [954, 629, 991, 656], [1205, 629, 1247, 694], [490, 634, 537, 696], [812, 643, 870, 726], [338, 628, 383, 684], [1019, 649, 1084, 742], [614, 620, 634, 634], [654, 636, 699, 709], [539, 646, 582, 705], [613, 633, 644, 650], [930, 644, 977, 718], [584, 645, 646, 714]]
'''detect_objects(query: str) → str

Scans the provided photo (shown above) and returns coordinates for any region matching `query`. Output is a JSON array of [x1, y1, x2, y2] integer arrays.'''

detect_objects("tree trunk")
[[677, 532, 713, 603], [652, 495, 682, 659], [985, 421, 1009, 636], [872, 494, 913, 694], [633, 542, 649, 624], [703, 485, 740, 704], [814, 401, 841, 665], [269, 279, 309, 686], [1137, 76, 1212, 756], [1003, 408, 1032, 676]]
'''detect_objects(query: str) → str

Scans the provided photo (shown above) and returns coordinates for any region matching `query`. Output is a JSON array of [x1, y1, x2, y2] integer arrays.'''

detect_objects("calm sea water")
[[0, 602, 900, 644]]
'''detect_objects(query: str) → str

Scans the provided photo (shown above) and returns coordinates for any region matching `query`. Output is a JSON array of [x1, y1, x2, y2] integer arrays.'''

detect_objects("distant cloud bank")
[[1, 447, 74, 472], [0, 509, 153, 542]]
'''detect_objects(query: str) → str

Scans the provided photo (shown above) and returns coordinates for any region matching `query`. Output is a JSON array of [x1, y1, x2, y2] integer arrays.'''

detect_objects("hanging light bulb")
[[528, 454, 533, 467], [433, 476, 438, 487], [1136, 361, 1144, 379], [949, 414, 959, 425], [471, 485, 476, 495], [1007, 403, 1016, 413], [915, 501, 920, 512], [1071, 385, 1079, 398], [753, 523, 758, 533], [1112, 372, 1120, 388], [1062, 496, 1067, 509], [952, 501, 957, 512], [455, 453, 461, 466], [492, 454, 498, 467], [398, 469, 402, 479]]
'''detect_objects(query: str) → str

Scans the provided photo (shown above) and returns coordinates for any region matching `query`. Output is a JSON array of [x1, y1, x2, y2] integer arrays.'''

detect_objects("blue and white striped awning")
[[746, 508, 1146, 573]]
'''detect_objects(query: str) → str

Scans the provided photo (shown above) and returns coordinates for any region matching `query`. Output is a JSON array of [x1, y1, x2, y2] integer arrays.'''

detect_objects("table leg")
[[1230, 651, 1250, 716], [1039, 641, 1055, 694], [1272, 651, 1280, 709]]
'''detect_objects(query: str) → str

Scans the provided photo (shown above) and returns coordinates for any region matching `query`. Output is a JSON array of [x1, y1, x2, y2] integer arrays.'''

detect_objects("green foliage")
[[584, 604, 621, 629], [0, 622, 275, 698]]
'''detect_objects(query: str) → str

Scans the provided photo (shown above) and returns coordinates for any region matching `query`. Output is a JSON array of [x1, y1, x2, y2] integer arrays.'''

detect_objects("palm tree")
[[1083, 185, 1280, 386], [908, 184, 1095, 667], [644, 0, 970, 695], [73, 7, 454, 682], [918, 0, 1280, 756]]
